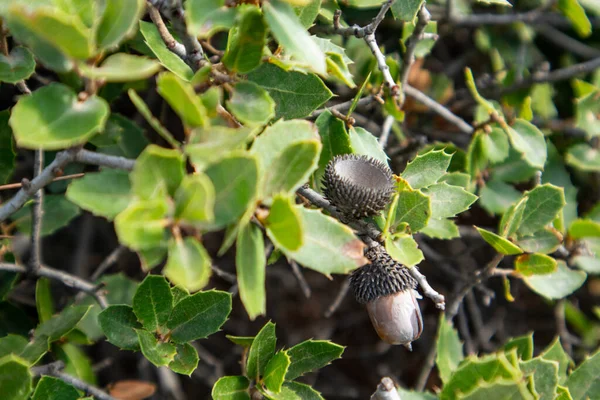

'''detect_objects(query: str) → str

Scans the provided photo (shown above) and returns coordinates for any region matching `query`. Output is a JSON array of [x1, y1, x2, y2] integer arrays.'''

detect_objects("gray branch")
[[399, 6, 431, 98], [30, 150, 44, 273], [32, 361, 116, 400]]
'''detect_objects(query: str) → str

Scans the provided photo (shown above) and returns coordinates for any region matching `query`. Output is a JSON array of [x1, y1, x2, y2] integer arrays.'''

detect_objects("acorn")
[[322, 154, 394, 219], [350, 248, 423, 350]]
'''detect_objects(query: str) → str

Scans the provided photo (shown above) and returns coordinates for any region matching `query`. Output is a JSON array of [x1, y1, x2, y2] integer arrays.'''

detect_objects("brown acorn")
[[350, 249, 423, 350], [322, 154, 394, 219]]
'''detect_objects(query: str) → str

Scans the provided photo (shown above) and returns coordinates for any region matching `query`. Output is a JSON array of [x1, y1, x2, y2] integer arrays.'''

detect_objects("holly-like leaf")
[[32, 376, 79, 400], [263, 351, 291, 393], [349, 127, 388, 165], [393, 189, 431, 232], [236, 223, 266, 320], [247, 322, 277, 381], [385, 235, 424, 267], [157, 72, 207, 128], [137, 329, 177, 367], [504, 119, 547, 169], [476, 227, 523, 255], [222, 6, 267, 74], [96, 0, 144, 49], [423, 182, 477, 219], [9, 83, 109, 150], [402, 149, 452, 189], [457, 379, 534, 400], [519, 358, 559, 399], [285, 340, 344, 380], [0, 354, 32, 400], [0, 47, 35, 83], [212, 376, 251, 400], [479, 179, 522, 215], [540, 338, 573, 384], [164, 237, 212, 293], [523, 261, 586, 300], [133, 275, 173, 332], [517, 184, 565, 236], [98, 305, 141, 351], [436, 316, 464, 384], [294, 0, 321, 27], [169, 343, 199, 376], [35, 305, 91, 342], [565, 350, 600, 400], [139, 21, 193, 81], [167, 290, 232, 343], [66, 169, 132, 220], [79, 53, 161, 82], [248, 63, 332, 119], [503, 334, 534, 360]]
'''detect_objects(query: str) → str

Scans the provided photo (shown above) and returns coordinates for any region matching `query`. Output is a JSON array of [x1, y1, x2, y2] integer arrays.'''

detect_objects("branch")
[[74, 149, 136, 171], [0, 173, 84, 191], [371, 377, 401, 400], [399, 6, 431, 102], [147, 3, 187, 59], [536, 25, 600, 60], [0, 263, 107, 308], [29, 150, 44, 273], [32, 361, 116, 400], [311, 96, 375, 118], [379, 115, 394, 148]]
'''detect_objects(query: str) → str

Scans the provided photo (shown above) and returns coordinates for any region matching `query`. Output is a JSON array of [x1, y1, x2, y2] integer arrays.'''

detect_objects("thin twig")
[[29, 150, 43, 273], [457, 303, 474, 355], [399, 6, 431, 105], [370, 377, 401, 400], [415, 342, 437, 391], [91, 245, 126, 281], [0, 173, 84, 191], [311, 96, 375, 118], [74, 149, 135, 171], [536, 25, 600, 60], [409, 267, 446, 310], [448, 11, 600, 28], [33, 361, 116, 400], [0, 263, 108, 308], [147, 3, 187, 59], [211, 265, 236, 284], [379, 115, 394, 148], [289, 260, 311, 298], [325, 279, 350, 318]]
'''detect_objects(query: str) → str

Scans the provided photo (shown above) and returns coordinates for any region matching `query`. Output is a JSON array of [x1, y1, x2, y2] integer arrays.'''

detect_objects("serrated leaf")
[[169, 343, 199, 376], [263, 351, 291, 393], [457, 379, 534, 400], [565, 143, 600, 172], [265, 140, 321, 197], [9, 83, 109, 150], [540, 337, 573, 384], [503, 333, 533, 360], [98, 305, 141, 350], [349, 127, 388, 165], [0, 354, 32, 400], [157, 72, 207, 128], [517, 184, 566, 236], [263, 0, 326, 74], [421, 218, 460, 239], [436, 315, 464, 384], [32, 376, 79, 400], [393, 188, 431, 233], [274, 381, 325, 400], [248, 63, 332, 119], [212, 376, 251, 400], [286, 207, 366, 275], [167, 290, 232, 343], [565, 350, 600, 399], [97, 0, 144, 49], [500, 197, 528, 238], [222, 6, 267, 74], [402, 150, 452, 189], [174, 174, 215, 224], [504, 119, 547, 169], [137, 329, 176, 367], [247, 322, 277, 381], [79, 53, 161, 82], [236, 223, 266, 320], [0, 335, 27, 359], [519, 358, 559, 400], [204, 153, 259, 230], [35, 305, 91, 342], [285, 340, 344, 380], [558, 0, 592, 37], [266, 195, 303, 252], [227, 82, 275, 127], [294, 0, 321, 27], [423, 182, 477, 219], [0, 46, 35, 83], [476, 227, 523, 255], [138, 21, 193, 81], [66, 169, 132, 220], [523, 261, 586, 300], [114, 198, 168, 251], [385, 235, 424, 267], [164, 237, 212, 293], [133, 275, 173, 332], [479, 179, 522, 215]]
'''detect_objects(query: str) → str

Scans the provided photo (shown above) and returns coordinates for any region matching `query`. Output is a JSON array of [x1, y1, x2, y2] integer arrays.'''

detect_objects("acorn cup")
[[350, 248, 423, 350], [322, 154, 394, 220]]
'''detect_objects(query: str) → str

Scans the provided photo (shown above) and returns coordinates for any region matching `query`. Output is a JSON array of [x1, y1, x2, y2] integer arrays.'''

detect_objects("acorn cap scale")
[[322, 154, 394, 219]]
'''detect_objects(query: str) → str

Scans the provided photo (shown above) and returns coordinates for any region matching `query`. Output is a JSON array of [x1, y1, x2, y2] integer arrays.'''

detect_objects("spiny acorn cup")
[[322, 154, 394, 219], [350, 247, 423, 350]]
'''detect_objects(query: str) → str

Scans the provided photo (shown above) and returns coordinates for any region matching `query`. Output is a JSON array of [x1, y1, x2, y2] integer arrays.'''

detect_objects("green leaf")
[[174, 174, 215, 224], [504, 119, 547, 169], [35, 278, 54, 324], [421, 218, 460, 240], [226, 335, 255, 348], [402, 149, 452, 189], [32, 376, 79, 400], [479, 179, 522, 215], [325, 52, 356, 88], [558, 0, 592, 37], [491, 147, 539, 184], [500, 197, 528, 238], [265, 140, 321, 197], [98, 305, 141, 350], [236, 223, 266, 320], [540, 338, 573, 384], [263, 351, 291, 393], [92, 114, 149, 159], [185, 0, 236, 38], [35, 305, 91, 342], [9, 83, 109, 150], [397, 388, 438, 400], [476, 227, 523, 255], [0, 111, 15, 185], [457, 379, 534, 400], [167, 290, 232, 343], [0, 355, 32, 400], [575, 87, 600, 137], [54, 342, 95, 385], [212, 376, 251, 400], [128, 89, 180, 150], [515, 253, 558, 276], [247, 322, 277, 381], [393, 188, 431, 233], [519, 358, 559, 400], [97, 0, 144, 49], [391, 0, 424, 21], [13, 194, 80, 236], [265, 195, 304, 252], [572, 256, 600, 274], [157, 72, 207, 128], [401, 21, 437, 58], [19, 336, 49, 365], [476, 0, 513, 5], [248, 63, 333, 119], [436, 316, 464, 384], [227, 82, 275, 127], [186, 126, 255, 170], [565, 143, 600, 172], [315, 111, 352, 180], [294, 0, 321, 28], [423, 183, 477, 219], [164, 237, 212, 293], [114, 198, 168, 251], [169, 343, 199, 376], [523, 261, 587, 300], [349, 127, 388, 165], [133, 275, 173, 332], [274, 381, 325, 400], [516, 229, 562, 254], [130, 144, 184, 200], [286, 207, 366, 275], [569, 219, 600, 239], [503, 333, 534, 360], [544, 142, 578, 229], [137, 329, 177, 367], [66, 169, 132, 220], [222, 6, 267, 74], [0, 335, 27, 359], [385, 235, 424, 267], [285, 339, 344, 380], [79, 53, 161, 82], [139, 21, 194, 81], [565, 350, 600, 399], [517, 184, 566, 236], [204, 153, 259, 229], [0, 46, 35, 83], [263, 0, 326, 74]]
